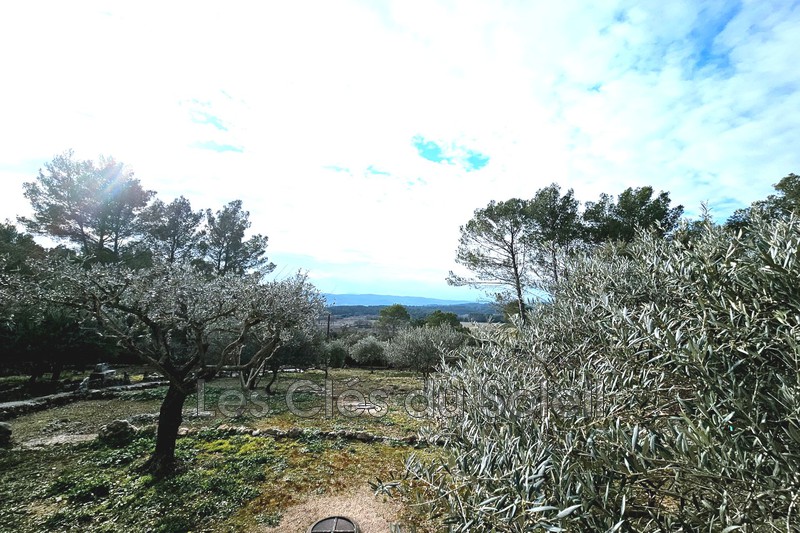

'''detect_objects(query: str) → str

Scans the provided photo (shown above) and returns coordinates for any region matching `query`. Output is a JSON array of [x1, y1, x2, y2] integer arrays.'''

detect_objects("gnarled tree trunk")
[[264, 367, 280, 395], [141, 382, 188, 477], [50, 361, 63, 382]]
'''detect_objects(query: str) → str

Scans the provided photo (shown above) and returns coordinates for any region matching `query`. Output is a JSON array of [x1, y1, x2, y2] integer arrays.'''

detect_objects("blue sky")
[[1, 0, 799, 301]]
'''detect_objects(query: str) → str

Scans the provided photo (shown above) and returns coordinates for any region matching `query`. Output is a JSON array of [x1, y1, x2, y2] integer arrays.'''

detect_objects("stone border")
[[0, 382, 169, 421], [187, 423, 443, 446]]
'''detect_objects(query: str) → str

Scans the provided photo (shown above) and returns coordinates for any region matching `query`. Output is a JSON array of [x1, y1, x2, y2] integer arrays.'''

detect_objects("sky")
[[1, 0, 799, 301]]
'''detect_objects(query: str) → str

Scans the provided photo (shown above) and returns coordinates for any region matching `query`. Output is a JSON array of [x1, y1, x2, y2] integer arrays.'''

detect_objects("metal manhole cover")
[[309, 515, 359, 532]]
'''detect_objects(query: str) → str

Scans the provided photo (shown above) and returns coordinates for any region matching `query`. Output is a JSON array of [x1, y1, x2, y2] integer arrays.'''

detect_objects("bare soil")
[[258, 485, 402, 533]]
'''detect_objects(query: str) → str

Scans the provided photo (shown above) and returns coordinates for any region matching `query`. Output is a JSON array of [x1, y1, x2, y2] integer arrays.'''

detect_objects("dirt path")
[[257, 486, 402, 533]]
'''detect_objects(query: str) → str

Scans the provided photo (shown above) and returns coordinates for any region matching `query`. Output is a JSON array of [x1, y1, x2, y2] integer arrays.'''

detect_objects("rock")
[[98, 420, 137, 447], [0, 422, 12, 448], [355, 431, 373, 442], [128, 413, 159, 425]]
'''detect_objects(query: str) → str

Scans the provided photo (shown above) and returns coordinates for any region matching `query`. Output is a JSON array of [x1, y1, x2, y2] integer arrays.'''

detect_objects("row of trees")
[[373, 303, 466, 337], [450, 175, 800, 321], [347, 324, 466, 381], [261, 304, 467, 384], [2, 151, 324, 476], [249, 303, 467, 387], [448, 183, 684, 317], [19, 150, 273, 273]]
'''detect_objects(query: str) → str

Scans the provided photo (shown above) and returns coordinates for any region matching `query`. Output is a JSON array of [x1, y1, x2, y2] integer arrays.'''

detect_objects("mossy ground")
[[1, 369, 444, 532]]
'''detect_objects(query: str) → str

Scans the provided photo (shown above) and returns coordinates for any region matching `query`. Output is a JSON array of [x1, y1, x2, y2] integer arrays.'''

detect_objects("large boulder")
[[98, 419, 137, 447], [0, 422, 11, 448]]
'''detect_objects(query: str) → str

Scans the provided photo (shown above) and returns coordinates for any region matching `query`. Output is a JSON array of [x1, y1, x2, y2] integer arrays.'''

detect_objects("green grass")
[[8, 369, 429, 444], [1, 368, 443, 532], [0, 431, 439, 532], [121, 368, 430, 438], [0, 375, 30, 387]]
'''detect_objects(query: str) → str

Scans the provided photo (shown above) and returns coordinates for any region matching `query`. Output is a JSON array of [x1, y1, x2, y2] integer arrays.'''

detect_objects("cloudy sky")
[[1, 0, 798, 301]]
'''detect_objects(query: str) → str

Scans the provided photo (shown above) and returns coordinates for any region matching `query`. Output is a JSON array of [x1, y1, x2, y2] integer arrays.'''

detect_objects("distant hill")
[[323, 296, 499, 322], [322, 293, 477, 307]]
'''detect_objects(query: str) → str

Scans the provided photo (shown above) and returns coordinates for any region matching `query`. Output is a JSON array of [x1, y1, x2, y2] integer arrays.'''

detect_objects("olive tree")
[[402, 215, 800, 530], [386, 325, 466, 383], [25, 259, 323, 475], [323, 339, 348, 369], [350, 336, 386, 372]]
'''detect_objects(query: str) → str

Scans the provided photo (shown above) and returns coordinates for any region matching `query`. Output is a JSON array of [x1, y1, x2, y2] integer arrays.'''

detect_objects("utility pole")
[[326, 313, 331, 340]]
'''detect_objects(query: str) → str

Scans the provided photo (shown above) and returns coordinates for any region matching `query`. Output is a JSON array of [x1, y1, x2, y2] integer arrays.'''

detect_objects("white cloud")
[[1, 0, 798, 298]]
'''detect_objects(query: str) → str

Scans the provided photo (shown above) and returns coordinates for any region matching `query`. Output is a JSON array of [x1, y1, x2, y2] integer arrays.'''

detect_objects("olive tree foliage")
[[21, 259, 323, 475], [350, 335, 386, 370], [323, 339, 348, 369], [19, 150, 153, 262], [235, 277, 325, 390], [447, 199, 535, 320], [401, 215, 800, 531], [386, 325, 466, 382]]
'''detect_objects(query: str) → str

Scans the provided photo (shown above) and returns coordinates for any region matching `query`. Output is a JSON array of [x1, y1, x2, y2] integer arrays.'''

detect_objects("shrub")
[[386, 325, 466, 382], [403, 215, 800, 531], [324, 339, 348, 369], [350, 336, 386, 370]]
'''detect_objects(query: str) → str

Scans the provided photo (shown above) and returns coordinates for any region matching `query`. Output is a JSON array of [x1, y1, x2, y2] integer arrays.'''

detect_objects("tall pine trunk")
[[141, 382, 188, 477]]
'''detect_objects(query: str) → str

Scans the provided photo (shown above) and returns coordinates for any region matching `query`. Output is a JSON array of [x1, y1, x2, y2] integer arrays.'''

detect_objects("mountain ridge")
[[322, 293, 478, 307]]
